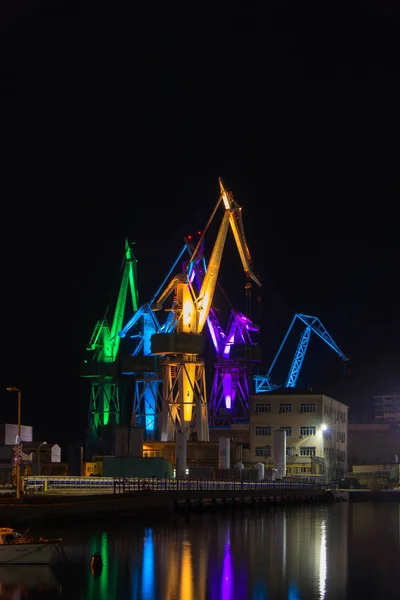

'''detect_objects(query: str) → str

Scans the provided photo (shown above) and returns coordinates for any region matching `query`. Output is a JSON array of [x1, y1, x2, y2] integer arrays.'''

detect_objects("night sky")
[[2, 2, 400, 446]]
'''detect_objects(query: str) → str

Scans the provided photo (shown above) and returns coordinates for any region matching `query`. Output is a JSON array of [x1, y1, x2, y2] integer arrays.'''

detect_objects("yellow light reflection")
[[180, 540, 193, 600], [165, 537, 179, 600], [319, 519, 327, 600]]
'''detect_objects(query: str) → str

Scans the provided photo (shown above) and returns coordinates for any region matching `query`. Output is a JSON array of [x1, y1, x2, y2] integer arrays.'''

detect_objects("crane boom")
[[86, 239, 139, 363], [195, 211, 230, 332], [109, 239, 139, 353], [219, 178, 262, 288], [295, 314, 348, 361], [254, 312, 349, 393]]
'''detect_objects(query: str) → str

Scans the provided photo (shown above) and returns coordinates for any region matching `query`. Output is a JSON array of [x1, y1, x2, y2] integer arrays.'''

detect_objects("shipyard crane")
[[150, 178, 260, 474], [208, 307, 261, 425], [118, 243, 194, 438], [253, 313, 349, 393], [186, 246, 261, 424], [82, 239, 139, 459], [118, 230, 256, 436]]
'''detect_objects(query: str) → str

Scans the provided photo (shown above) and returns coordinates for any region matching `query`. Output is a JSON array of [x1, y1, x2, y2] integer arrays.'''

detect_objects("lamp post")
[[6, 387, 21, 499]]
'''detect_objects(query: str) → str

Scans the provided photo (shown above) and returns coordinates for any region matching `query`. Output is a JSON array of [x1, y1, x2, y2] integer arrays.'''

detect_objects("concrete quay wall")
[[1, 488, 331, 526]]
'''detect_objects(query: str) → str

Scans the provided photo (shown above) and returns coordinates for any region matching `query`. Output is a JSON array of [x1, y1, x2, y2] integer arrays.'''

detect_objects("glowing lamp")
[[321, 424, 327, 432]]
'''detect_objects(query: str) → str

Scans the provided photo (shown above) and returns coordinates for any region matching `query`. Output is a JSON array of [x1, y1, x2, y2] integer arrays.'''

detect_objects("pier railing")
[[112, 477, 327, 494], [22, 475, 327, 494]]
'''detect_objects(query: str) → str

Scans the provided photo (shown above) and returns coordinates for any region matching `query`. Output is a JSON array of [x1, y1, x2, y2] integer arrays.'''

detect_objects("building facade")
[[249, 392, 348, 480], [348, 423, 400, 465], [374, 394, 400, 423]]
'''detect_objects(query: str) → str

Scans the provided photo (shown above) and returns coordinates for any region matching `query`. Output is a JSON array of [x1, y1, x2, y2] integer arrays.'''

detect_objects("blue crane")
[[254, 313, 349, 393], [118, 243, 192, 436]]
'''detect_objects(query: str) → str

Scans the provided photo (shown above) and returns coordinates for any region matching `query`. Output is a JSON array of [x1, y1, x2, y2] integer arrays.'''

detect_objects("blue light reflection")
[[141, 528, 155, 599]]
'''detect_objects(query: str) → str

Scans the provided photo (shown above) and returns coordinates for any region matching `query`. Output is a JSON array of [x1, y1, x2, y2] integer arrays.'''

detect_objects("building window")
[[256, 426, 271, 436], [280, 426, 292, 436], [300, 403, 316, 413], [279, 404, 292, 413], [300, 446, 316, 457], [255, 403, 271, 414], [256, 446, 271, 457], [300, 426, 316, 436], [286, 446, 295, 457]]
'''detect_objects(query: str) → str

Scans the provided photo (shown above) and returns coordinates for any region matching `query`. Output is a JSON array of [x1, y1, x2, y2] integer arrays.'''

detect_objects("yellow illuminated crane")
[[151, 179, 260, 468]]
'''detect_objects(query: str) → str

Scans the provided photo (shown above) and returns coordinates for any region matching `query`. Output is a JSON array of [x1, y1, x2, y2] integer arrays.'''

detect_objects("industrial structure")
[[79, 179, 351, 481], [82, 240, 139, 459], [208, 307, 261, 426], [254, 313, 349, 393], [184, 232, 261, 427], [118, 222, 261, 441], [147, 179, 260, 474], [118, 243, 193, 439]]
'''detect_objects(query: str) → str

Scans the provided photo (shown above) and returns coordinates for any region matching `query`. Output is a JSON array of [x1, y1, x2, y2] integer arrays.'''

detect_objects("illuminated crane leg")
[[141, 312, 160, 434], [285, 326, 311, 388], [159, 355, 209, 442], [133, 375, 163, 439], [179, 359, 195, 426], [160, 360, 178, 441], [209, 363, 250, 426], [87, 379, 120, 457]]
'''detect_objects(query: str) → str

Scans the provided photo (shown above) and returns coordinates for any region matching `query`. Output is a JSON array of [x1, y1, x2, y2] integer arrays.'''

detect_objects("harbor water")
[[1, 502, 399, 599]]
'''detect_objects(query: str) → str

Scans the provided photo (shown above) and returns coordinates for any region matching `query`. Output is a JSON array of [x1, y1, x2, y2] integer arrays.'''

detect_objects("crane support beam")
[[295, 314, 349, 361], [285, 326, 311, 387]]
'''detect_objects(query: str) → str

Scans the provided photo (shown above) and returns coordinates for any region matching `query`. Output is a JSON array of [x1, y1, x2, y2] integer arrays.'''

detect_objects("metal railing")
[[22, 475, 327, 495]]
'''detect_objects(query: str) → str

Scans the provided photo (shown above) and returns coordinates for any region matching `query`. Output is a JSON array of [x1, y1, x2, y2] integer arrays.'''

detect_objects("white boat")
[[0, 528, 62, 565]]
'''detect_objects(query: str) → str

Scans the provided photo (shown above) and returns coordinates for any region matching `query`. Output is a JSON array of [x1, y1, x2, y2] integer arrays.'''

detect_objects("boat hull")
[[0, 542, 61, 564]]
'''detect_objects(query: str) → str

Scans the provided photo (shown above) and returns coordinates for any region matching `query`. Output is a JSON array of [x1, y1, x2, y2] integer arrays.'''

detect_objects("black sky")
[[1, 1, 400, 444]]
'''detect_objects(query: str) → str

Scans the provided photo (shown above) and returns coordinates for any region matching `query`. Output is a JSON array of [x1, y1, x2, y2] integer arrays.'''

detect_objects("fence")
[[112, 477, 327, 494], [22, 475, 327, 495]]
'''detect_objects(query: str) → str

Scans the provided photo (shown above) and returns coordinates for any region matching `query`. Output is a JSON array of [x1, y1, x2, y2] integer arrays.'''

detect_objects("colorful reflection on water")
[[3, 503, 400, 599]]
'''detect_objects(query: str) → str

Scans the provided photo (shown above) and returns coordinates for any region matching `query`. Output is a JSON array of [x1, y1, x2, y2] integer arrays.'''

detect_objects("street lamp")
[[6, 387, 22, 499]]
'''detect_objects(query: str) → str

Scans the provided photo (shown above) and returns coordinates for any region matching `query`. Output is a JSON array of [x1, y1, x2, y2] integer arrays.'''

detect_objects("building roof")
[[22, 441, 60, 450], [252, 387, 324, 396], [250, 388, 349, 407]]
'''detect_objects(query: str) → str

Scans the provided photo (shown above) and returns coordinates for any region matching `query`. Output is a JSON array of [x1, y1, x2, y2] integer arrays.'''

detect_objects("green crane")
[[83, 239, 139, 459]]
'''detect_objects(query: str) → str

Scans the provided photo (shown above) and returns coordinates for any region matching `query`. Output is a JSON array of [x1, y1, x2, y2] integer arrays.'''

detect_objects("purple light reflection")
[[221, 542, 233, 600]]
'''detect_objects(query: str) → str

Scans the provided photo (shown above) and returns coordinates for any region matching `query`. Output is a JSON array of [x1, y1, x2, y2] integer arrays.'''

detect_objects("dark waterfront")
[[1, 502, 400, 599]]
